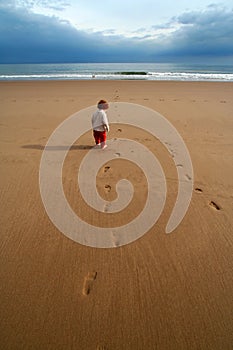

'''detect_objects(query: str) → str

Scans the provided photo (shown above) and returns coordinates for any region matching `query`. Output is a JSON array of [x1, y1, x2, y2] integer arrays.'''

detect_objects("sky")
[[0, 0, 233, 64]]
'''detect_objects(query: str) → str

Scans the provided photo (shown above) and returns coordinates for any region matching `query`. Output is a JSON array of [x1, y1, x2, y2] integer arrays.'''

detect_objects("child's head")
[[98, 99, 109, 110]]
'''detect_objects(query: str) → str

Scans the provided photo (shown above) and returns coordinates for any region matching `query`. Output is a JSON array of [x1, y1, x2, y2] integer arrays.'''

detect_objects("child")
[[91, 99, 110, 149]]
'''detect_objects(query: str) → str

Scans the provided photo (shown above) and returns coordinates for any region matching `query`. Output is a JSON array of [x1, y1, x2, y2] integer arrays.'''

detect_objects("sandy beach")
[[0, 80, 233, 349]]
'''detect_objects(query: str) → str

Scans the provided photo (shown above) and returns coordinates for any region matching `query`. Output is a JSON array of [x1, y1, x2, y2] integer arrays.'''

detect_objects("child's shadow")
[[21, 144, 93, 151]]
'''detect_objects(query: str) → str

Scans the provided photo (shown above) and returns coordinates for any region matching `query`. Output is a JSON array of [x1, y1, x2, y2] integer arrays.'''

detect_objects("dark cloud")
[[0, 2, 232, 63], [0, 6, 104, 62], [0, 4, 153, 63], [166, 6, 233, 57]]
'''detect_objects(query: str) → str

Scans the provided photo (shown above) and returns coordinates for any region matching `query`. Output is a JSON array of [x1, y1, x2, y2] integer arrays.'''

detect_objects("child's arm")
[[103, 124, 109, 132], [102, 112, 109, 132]]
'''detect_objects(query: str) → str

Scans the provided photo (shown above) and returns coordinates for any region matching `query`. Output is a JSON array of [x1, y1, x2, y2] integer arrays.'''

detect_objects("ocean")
[[0, 62, 233, 81]]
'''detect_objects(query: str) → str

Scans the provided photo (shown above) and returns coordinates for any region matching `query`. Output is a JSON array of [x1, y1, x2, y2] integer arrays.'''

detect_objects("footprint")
[[104, 185, 111, 193], [112, 232, 120, 247], [220, 100, 226, 103], [113, 239, 120, 247], [82, 271, 97, 296], [195, 188, 203, 193], [209, 201, 221, 210], [103, 203, 110, 212], [104, 166, 110, 173], [159, 98, 164, 101]]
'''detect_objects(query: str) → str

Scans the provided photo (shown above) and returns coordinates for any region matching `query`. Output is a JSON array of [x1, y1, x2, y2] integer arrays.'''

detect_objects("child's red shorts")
[[93, 130, 106, 145]]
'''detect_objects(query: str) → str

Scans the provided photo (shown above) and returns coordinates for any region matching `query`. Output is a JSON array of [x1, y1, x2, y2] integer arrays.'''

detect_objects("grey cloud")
[[177, 6, 232, 25], [95, 29, 118, 36], [0, 0, 15, 7], [0, 5, 151, 63], [0, 2, 232, 63], [151, 23, 174, 30], [169, 6, 233, 56]]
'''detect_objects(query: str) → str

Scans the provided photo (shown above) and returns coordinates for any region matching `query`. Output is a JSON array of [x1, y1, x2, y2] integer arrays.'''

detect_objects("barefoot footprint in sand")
[[104, 166, 110, 173], [209, 201, 221, 210], [104, 185, 111, 193], [82, 271, 97, 296]]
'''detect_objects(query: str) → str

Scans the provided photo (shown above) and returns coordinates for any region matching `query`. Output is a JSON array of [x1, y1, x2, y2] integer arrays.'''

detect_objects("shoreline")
[[1, 79, 233, 83], [1, 78, 233, 82], [1, 61, 233, 83]]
